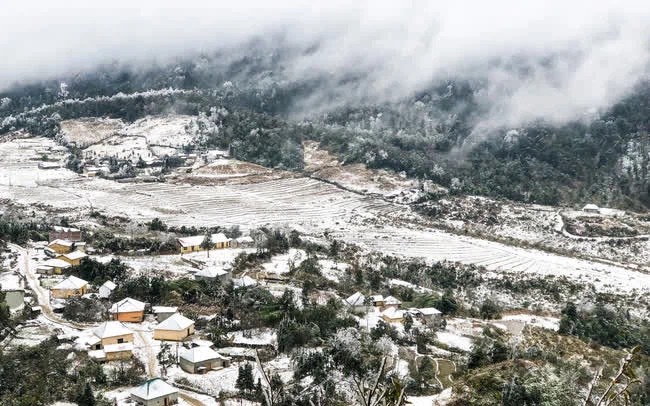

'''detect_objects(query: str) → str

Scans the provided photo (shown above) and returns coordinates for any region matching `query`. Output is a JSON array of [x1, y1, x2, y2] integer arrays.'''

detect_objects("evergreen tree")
[[200, 232, 213, 258], [76, 382, 95, 406]]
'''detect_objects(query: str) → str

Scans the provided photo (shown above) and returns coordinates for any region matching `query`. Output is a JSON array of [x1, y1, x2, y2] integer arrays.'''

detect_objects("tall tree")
[[200, 232, 213, 258]]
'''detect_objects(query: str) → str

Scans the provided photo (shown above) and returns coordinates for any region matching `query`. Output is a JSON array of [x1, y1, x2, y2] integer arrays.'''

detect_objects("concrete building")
[[57, 250, 88, 266], [194, 267, 230, 283], [40, 258, 72, 275], [49, 226, 82, 242], [177, 233, 231, 254], [179, 346, 231, 374], [50, 276, 89, 299], [98, 281, 116, 299], [153, 313, 195, 341], [130, 378, 178, 406], [152, 306, 177, 322], [87, 321, 134, 361], [0, 272, 24, 310], [109, 297, 146, 322], [345, 291, 368, 313]]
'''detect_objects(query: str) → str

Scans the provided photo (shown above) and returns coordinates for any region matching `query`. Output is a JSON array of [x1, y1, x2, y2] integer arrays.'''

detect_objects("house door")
[[164, 397, 170, 406]]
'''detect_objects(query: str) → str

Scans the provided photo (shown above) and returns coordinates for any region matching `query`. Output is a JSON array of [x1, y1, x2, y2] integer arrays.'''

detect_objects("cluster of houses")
[[176, 232, 254, 255], [76, 296, 231, 374], [345, 291, 442, 325], [38, 227, 88, 275]]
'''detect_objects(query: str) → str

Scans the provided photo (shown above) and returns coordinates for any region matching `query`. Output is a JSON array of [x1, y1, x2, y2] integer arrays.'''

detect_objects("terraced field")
[[2, 135, 650, 298], [339, 226, 650, 295]]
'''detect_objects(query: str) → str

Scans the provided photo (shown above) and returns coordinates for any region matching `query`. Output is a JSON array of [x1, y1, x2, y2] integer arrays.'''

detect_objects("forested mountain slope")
[[2, 52, 650, 209]]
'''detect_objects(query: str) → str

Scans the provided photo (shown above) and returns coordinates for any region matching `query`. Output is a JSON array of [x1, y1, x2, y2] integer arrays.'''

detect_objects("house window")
[[117, 338, 124, 344]]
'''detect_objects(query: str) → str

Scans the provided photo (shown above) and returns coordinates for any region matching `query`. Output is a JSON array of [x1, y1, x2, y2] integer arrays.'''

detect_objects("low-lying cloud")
[[3, 0, 650, 130]]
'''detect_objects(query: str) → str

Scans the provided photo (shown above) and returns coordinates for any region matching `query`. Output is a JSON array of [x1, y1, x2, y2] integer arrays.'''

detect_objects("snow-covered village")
[[2, 3, 650, 405], [0, 112, 649, 406]]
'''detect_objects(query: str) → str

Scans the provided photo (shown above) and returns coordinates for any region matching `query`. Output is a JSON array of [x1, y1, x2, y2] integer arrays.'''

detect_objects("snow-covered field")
[[2, 134, 650, 301]]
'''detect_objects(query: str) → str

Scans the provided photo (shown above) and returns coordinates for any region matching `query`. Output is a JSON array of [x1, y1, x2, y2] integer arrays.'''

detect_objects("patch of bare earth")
[[173, 159, 296, 186], [60, 118, 125, 147], [303, 140, 422, 199]]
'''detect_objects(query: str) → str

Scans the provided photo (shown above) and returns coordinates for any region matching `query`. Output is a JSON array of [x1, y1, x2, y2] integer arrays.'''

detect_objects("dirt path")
[[179, 391, 207, 406], [133, 328, 158, 377], [11, 243, 89, 330]]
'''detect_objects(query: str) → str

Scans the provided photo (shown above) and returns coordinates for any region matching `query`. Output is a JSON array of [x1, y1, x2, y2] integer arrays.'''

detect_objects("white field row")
[[339, 226, 650, 295]]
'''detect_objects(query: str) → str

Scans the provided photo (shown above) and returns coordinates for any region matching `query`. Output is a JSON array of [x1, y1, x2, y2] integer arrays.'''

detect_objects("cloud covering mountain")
[[3, 0, 650, 130]]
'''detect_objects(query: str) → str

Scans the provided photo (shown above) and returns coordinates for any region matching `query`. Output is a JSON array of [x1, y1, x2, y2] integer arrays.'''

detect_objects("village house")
[[179, 346, 231, 374], [48, 226, 82, 242], [87, 321, 134, 361], [410, 307, 443, 324], [194, 267, 230, 283], [98, 280, 116, 299], [152, 306, 178, 322], [50, 275, 89, 299], [177, 233, 231, 254], [56, 250, 88, 266], [381, 307, 405, 323], [231, 235, 254, 248], [371, 294, 385, 307], [39, 258, 72, 274], [345, 291, 368, 313], [153, 313, 195, 341], [130, 378, 178, 406], [383, 296, 402, 310], [582, 204, 600, 214], [47, 239, 75, 254], [109, 297, 146, 322], [0, 272, 25, 310]]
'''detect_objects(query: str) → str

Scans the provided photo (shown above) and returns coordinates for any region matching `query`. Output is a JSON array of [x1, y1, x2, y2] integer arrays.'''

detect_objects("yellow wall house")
[[109, 297, 146, 322], [87, 321, 134, 361], [50, 275, 89, 299], [153, 313, 195, 341], [41, 258, 72, 275], [57, 250, 88, 267], [177, 233, 231, 254], [48, 239, 75, 254], [381, 307, 405, 324]]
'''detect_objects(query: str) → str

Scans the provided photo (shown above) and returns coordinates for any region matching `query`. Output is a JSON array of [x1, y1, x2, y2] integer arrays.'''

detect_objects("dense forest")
[[2, 50, 650, 209]]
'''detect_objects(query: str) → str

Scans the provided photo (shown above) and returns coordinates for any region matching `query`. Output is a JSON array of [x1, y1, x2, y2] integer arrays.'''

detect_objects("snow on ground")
[[389, 278, 434, 293], [0, 136, 74, 187], [123, 115, 196, 147], [83, 135, 153, 164], [435, 331, 473, 352], [229, 328, 277, 347], [318, 258, 349, 282], [501, 313, 560, 331], [261, 248, 306, 275], [60, 118, 124, 147]]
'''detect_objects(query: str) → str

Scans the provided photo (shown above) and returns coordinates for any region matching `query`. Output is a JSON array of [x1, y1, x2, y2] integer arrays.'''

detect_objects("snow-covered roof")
[[195, 267, 228, 278], [52, 226, 80, 233], [58, 251, 88, 260], [43, 259, 72, 269], [583, 204, 600, 211], [371, 294, 384, 302], [381, 307, 404, 319], [93, 321, 133, 339], [236, 236, 254, 243], [101, 280, 117, 290], [52, 275, 88, 290], [152, 306, 177, 314], [109, 297, 146, 313], [155, 313, 194, 331], [346, 291, 366, 306], [131, 378, 178, 400], [233, 276, 257, 287], [103, 342, 134, 353], [383, 296, 402, 305], [177, 233, 230, 247], [0, 272, 23, 291], [416, 307, 442, 316], [180, 346, 229, 363], [49, 239, 73, 247]]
